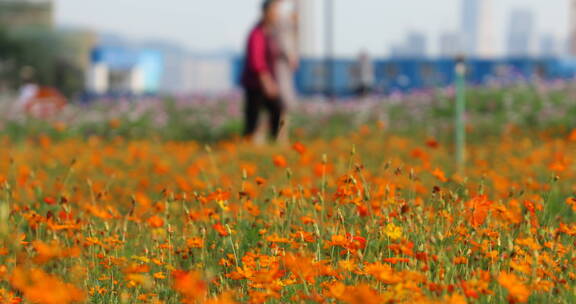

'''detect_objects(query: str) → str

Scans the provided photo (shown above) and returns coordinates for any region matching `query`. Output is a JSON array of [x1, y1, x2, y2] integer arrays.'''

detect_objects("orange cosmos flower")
[[569, 129, 576, 141], [548, 160, 567, 172], [331, 283, 383, 304], [460, 280, 479, 299], [43, 197, 57, 206], [186, 237, 204, 249], [498, 272, 530, 303], [255, 177, 266, 186], [566, 197, 576, 211], [239, 163, 257, 177], [466, 195, 493, 228], [325, 234, 366, 254], [32, 241, 63, 264], [313, 162, 334, 177], [364, 262, 402, 284], [32, 240, 80, 264], [356, 205, 369, 217], [213, 223, 229, 236], [147, 215, 164, 228], [443, 293, 467, 304], [283, 253, 323, 284], [300, 215, 315, 225], [426, 138, 439, 149], [153, 272, 166, 279], [432, 168, 448, 182], [10, 267, 85, 304], [205, 292, 237, 304], [172, 270, 208, 302], [243, 201, 261, 217], [522, 200, 543, 214], [292, 142, 306, 154], [272, 155, 287, 168], [383, 257, 410, 264]]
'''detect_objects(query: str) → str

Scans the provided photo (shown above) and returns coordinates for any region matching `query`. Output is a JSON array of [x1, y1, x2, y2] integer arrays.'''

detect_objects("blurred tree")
[[0, 26, 84, 98], [0, 27, 23, 90]]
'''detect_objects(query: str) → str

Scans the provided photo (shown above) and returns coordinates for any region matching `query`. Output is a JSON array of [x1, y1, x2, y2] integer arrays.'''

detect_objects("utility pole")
[[324, 0, 335, 101], [455, 56, 467, 174], [569, 0, 576, 55]]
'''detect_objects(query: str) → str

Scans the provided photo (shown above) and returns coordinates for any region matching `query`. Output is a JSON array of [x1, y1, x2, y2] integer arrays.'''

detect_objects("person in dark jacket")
[[241, 0, 284, 143]]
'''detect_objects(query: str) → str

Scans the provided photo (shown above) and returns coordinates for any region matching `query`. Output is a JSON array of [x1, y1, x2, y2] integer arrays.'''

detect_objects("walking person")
[[241, 0, 285, 144], [273, 0, 300, 145], [354, 50, 374, 99]]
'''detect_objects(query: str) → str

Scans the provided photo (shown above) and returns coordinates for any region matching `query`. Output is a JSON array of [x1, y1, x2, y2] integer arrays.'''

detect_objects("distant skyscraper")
[[461, 0, 493, 57], [439, 32, 462, 57], [506, 9, 535, 57], [569, 0, 576, 56], [389, 31, 427, 58], [461, 0, 478, 56], [297, 0, 317, 57], [389, 44, 408, 58], [406, 32, 427, 57], [539, 34, 558, 58]]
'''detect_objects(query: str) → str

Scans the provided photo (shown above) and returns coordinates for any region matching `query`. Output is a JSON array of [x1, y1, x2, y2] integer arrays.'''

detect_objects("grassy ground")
[[0, 86, 575, 303], [1, 84, 575, 142]]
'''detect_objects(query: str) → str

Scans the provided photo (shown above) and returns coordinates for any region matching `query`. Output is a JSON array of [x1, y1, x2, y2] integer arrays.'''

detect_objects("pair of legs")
[[356, 84, 372, 98], [243, 88, 285, 142]]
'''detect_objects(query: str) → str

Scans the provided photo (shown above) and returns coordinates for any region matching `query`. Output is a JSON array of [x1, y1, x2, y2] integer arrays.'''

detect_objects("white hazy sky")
[[54, 0, 570, 56]]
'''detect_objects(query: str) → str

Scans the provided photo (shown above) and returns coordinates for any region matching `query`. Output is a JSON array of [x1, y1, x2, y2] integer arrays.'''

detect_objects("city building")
[[389, 31, 427, 58], [91, 35, 235, 96], [461, 0, 478, 56], [539, 34, 559, 58], [86, 46, 163, 95], [160, 52, 233, 95], [406, 32, 427, 57], [184, 56, 233, 94], [506, 9, 535, 57], [461, 0, 494, 57], [389, 46, 403, 58], [0, 0, 53, 29], [439, 32, 463, 57]]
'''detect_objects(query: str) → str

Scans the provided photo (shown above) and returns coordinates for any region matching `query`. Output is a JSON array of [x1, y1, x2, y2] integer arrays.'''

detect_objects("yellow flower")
[[384, 223, 403, 241], [217, 200, 230, 212], [131, 255, 151, 263], [153, 272, 166, 280]]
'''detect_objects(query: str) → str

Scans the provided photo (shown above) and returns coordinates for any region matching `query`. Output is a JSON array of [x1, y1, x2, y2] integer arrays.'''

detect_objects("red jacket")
[[241, 22, 276, 90]]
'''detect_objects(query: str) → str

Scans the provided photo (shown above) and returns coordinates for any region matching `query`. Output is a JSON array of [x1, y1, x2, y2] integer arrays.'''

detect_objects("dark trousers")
[[356, 84, 372, 97], [243, 88, 284, 139]]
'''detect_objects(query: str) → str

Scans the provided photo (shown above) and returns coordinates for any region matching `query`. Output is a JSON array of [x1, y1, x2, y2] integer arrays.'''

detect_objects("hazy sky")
[[54, 0, 570, 56]]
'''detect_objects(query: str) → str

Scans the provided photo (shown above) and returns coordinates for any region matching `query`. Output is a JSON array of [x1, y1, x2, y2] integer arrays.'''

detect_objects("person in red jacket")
[[241, 0, 284, 143]]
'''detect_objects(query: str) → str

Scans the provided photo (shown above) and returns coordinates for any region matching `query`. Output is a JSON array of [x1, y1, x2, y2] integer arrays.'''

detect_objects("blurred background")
[[0, 0, 575, 100]]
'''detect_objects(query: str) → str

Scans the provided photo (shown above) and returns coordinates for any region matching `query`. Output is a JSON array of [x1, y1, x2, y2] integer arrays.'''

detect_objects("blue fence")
[[233, 57, 576, 97]]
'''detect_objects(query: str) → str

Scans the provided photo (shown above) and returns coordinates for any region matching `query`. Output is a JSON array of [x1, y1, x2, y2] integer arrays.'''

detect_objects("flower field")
[[1, 87, 576, 303]]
